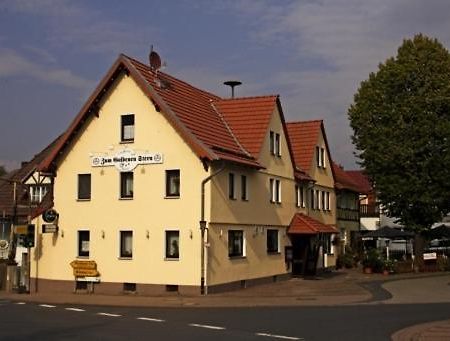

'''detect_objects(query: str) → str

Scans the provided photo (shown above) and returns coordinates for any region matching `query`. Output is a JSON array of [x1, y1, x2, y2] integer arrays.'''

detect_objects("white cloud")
[[221, 0, 450, 168], [0, 48, 93, 90], [0, 0, 159, 56]]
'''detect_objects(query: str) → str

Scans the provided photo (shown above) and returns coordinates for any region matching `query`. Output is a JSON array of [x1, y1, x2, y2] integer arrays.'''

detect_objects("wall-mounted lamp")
[[101, 230, 105, 239], [146, 230, 150, 239], [60, 230, 64, 238], [219, 229, 223, 238], [189, 229, 193, 239]]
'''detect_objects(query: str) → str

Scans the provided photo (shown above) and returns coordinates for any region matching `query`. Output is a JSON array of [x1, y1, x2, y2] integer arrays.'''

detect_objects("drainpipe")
[[200, 162, 225, 295]]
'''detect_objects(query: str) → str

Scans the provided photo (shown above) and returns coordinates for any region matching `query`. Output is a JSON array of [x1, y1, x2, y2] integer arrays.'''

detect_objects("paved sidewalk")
[[392, 319, 450, 341]]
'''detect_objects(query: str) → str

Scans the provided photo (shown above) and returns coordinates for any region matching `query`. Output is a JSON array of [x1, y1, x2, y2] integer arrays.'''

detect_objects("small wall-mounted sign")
[[42, 224, 58, 233], [42, 209, 58, 223], [91, 149, 163, 172]]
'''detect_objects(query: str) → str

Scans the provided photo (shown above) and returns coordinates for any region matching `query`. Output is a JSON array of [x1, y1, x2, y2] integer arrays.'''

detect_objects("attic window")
[[316, 146, 326, 168], [269, 131, 281, 157], [121, 114, 135, 142]]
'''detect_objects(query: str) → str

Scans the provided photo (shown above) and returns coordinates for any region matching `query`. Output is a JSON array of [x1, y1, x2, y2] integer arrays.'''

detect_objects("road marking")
[[97, 312, 121, 317], [189, 323, 226, 330], [65, 307, 85, 312], [39, 304, 56, 308], [256, 332, 302, 340], [137, 317, 165, 322], [15, 302, 26, 305]]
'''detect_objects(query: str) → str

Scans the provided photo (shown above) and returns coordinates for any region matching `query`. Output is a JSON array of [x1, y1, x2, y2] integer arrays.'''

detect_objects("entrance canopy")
[[425, 224, 450, 239], [288, 213, 338, 235], [362, 226, 414, 239]]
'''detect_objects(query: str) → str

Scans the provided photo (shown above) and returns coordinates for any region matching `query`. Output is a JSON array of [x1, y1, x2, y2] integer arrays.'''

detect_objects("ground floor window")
[[120, 231, 133, 258], [78, 230, 90, 257], [228, 230, 244, 257], [267, 229, 279, 253], [323, 234, 332, 254], [165, 230, 179, 259]]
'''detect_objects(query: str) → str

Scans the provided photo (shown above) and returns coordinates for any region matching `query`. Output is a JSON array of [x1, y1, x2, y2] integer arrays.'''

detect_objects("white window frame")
[[272, 179, 281, 204], [30, 185, 48, 203], [165, 230, 180, 260], [119, 230, 133, 259], [275, 133, 281, 157], [77, 230, 90, 258], [266, 229, 280, 253], [228, 229, 245, 258]]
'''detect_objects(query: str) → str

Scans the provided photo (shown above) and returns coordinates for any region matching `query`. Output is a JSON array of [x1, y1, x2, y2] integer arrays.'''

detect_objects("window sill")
[[77, 199, 91, 202], [229, 255, 246, 260], [241, 198, 249, 202], [76, 256, 89, 259], [267, 251, 281, 255], [119, 197, 134, 200], [164, 195, 180, 199], [164, 257, 179, 261], [120, 140, 134, 144], [118, 257, 133, 260]]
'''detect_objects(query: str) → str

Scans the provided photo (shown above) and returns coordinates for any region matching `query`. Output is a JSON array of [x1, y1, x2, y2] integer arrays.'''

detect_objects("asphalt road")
[[1, 300, 449, 340]]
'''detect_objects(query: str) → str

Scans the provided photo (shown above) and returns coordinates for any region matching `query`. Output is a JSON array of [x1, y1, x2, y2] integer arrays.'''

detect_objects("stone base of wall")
[[207, 273, 291, 294], [30, 272, 292, 296]]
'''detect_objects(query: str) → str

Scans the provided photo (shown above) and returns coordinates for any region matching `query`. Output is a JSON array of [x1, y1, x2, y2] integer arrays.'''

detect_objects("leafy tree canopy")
[[0, 165, 6, 177], [349, 34, 450, 231]]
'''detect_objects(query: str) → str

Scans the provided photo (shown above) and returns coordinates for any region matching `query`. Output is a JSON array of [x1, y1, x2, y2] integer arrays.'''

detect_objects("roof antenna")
[[223, 80, 242, 98]]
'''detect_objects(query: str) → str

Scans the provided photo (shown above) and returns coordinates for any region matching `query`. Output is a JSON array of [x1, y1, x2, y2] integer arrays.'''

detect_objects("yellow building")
[[25, 54, 338, 295]]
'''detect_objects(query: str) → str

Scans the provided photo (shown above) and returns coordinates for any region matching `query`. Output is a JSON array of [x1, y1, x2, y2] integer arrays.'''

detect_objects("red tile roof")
[[286, 120, 322, 172], [346, 170, 372, 194], [213, 96, 277, 157], [332, 162, 363, 193], [40, 54, 264, 171], [288, 213, 338, 234]]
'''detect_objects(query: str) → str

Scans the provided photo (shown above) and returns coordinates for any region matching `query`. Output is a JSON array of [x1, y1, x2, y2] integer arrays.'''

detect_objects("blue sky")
[[1, 0, 450, 171]]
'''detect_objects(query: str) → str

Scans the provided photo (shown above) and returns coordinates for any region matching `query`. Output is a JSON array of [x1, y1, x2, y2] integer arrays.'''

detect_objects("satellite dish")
[[149, 48, 162, 71]]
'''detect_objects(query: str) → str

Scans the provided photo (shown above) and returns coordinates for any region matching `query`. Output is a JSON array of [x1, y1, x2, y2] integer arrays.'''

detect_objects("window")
[[324, 235, 332, 254], [295, 185, 300, 207], [267, 229, 279, 253], [326, 192, 331, 211], [228, 230, 244, 257], [120, 172, 133, 198], [275, 133, 281, 156], [165, 231, 179, 259], [300, 186, 305, 207], [166, 170, 180, 197], [316, 190, 320, 210], [321, 148, 326, 168], [269, 131, 274, 154], [229, 173, 235, 199], [321, 191, 325, 211], [77, 174, 91, 200], [316, 146, 326, 168], [78, 230, 90, 257], [120, 231, 133, 258], [310, 189, 315, 209], [121, 114, 135, 142], [270, 179, 281, 203], [30, 185, 48, 203], [241, 175, 248, 201]]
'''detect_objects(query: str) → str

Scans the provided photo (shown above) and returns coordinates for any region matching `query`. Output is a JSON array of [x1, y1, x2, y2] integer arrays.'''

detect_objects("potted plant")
[[362, 249, 383, 273]]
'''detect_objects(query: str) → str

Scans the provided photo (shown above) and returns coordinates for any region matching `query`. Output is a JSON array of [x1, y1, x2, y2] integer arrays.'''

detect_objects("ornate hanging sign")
[[90, 149, 163, 172]]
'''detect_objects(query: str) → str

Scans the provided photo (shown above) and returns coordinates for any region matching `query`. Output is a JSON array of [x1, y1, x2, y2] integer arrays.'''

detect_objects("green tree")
[[349, 34, 450, 231], [0, 165, 6, 177]]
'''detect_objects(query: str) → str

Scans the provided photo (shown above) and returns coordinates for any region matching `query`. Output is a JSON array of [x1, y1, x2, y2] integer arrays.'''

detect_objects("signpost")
[[70, 260, 99, 277]]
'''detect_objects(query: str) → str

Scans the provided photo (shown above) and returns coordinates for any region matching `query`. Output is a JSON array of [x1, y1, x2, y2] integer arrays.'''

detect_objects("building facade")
[[2, 54, 341, 295]]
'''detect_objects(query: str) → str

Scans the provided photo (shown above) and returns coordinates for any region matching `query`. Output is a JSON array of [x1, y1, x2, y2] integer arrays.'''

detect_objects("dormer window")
[[316, 146, 326, 168], [121, 114, 135, 142]]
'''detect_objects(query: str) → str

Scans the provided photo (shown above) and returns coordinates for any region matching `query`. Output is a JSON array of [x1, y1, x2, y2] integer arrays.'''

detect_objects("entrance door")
[[291, 236, 309, 276]]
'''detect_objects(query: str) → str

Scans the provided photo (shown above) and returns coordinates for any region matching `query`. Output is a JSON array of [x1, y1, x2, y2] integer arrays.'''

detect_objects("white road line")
[[39, 304, 56, 308], [15, 302, 26, 305], [137, 317, 165, 322], [97, 312, 121, 317], [256, 332, 302, 340], [188, 323, 226, 330], [65, 307, 85, 312]]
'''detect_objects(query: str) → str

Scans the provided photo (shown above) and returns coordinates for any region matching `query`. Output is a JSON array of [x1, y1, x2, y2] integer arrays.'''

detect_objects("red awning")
[[288, 213, 338, 235]]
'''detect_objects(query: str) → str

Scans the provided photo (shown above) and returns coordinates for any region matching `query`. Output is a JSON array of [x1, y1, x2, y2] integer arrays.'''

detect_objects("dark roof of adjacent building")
[[0, 136, 60, 220], [346, 170, 373, 194], [332, 161, 364, 193]]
